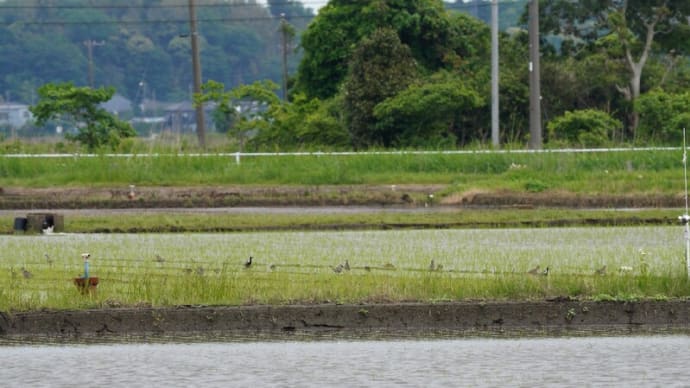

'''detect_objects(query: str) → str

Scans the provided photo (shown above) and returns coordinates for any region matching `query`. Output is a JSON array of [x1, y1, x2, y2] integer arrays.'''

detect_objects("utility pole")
[[83, 40, 105, 88], [528, 0, 542, 149], [188, 0, 206, 149], [490, 0, 499, 147], [280, 13, 289, 101]]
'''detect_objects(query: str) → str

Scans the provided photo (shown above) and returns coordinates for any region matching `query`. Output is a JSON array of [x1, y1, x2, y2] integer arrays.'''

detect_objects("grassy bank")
[[0, 208, 683, 234], [1, 227, 688, 311], [0, 149, 686, 196]]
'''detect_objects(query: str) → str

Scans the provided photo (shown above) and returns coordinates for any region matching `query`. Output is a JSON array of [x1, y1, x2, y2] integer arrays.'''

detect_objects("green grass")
[[0, 149, 686, 195], [0, 208, 682, 235], [1, 227, 688, 311]]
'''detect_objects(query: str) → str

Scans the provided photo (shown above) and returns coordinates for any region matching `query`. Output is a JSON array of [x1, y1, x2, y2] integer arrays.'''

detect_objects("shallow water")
[[2, 335, 689, 387]]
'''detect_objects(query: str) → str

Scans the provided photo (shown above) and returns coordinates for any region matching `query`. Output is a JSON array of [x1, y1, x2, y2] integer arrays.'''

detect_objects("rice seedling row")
[[1, 226, 688, 311]]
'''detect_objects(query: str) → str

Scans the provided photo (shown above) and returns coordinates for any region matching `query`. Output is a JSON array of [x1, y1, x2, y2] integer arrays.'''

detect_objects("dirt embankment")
[[0, 185, 685, 209], [2, 300, 689, 340]]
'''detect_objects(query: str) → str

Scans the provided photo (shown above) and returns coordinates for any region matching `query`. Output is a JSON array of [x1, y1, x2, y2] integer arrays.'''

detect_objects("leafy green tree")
[[30, 83, 136, 151], [195, 80, 239, 135], [495, 32, 529, 144], [295, 95, 350, 148], [539, 0, 690, 136], [373, 73, 483, 147], [539, 52, 629, 142], [342, 28, 419, 148], [635, 89, 690, 143], [197, 79, 349, 150], [547, 109, 621, 147], [297, 0, 466, 100]]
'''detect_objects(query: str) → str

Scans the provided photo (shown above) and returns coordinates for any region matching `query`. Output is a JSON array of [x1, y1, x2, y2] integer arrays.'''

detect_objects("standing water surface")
[[1, 336, 689, 387]]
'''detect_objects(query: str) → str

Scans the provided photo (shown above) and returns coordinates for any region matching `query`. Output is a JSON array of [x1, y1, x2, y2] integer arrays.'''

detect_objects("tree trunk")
[[621, 16, 657, 141]]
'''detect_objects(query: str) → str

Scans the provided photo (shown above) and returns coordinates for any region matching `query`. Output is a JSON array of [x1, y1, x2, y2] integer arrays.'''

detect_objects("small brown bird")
[[344, 260, 350, 271], [527, 265, 540, 275], [595, 265, 607, 275], [21, 267, 32, 279], [429, 259, 436, 271], [333, 264, 344, 273], [154, 254, 165, 263]]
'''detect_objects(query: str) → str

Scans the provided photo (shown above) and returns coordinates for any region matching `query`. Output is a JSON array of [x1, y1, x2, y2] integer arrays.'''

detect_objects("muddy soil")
[[0, 185, 684, 209], [1, 300, 688, 340], [0, 185, 443, 209]]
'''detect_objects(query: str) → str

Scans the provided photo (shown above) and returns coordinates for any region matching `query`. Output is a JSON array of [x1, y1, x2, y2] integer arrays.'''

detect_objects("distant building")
[[100, 94, 133, 116], [0, 103, 33, 128], [163, 101, 215, 133]]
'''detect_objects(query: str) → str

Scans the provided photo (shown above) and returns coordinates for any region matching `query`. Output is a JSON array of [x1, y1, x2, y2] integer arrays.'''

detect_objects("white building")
[[0, 103, 33, 128]]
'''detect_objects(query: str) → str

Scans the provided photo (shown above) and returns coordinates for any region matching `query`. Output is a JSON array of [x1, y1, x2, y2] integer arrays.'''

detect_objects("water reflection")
[[1, 335, 689, 387]]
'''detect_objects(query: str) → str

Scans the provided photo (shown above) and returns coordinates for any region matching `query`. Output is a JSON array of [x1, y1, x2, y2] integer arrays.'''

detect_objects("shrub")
[[547, 109, 621, 147], [636, 89, 690, 144]]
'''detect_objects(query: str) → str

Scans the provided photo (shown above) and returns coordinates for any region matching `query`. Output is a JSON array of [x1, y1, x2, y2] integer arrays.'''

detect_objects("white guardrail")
[[0, 146, 683, 164]]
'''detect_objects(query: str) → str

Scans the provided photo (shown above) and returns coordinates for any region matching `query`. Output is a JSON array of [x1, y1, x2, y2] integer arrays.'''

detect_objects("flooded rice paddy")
[[2, 227, 689, 386], [1, 335, 689, 387], [0, 226, 688, 309], [1, 226, 685, 276]]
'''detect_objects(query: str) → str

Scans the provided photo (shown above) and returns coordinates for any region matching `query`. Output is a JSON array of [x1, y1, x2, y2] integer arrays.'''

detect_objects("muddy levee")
[[2, 300, 690, 340]]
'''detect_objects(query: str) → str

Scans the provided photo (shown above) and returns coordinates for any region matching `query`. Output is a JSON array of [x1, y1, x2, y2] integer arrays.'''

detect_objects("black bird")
[[541, 267, 550, 276], [244, 256, 253, 268]]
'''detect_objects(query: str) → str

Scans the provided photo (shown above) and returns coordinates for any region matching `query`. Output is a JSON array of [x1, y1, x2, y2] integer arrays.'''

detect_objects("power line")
[[0, 0, 522, 12], [1, 15, 314, 27], [0, 1, 327, 10]]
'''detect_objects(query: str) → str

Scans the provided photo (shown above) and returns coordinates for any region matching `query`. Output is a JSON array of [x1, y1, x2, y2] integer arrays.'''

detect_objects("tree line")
[[4, 0, 690, 151], [200, 0, 690, 151], [0, 0, 314, 105]]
